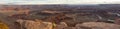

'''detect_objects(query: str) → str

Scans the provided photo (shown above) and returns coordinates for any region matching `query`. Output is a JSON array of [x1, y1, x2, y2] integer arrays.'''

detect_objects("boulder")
[[16, 19, 53, 29], [76, 22, 120, 29]]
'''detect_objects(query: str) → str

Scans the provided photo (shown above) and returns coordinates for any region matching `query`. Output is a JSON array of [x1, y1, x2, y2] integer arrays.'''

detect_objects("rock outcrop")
[[75, 22, 120, 29], [16, 19, 53, 29]]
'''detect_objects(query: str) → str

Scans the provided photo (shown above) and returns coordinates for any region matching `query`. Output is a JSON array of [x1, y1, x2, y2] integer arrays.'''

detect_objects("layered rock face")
[[75, 22, 120, 29], [16, 19, 53, 29], [55, 22, 120, 29]]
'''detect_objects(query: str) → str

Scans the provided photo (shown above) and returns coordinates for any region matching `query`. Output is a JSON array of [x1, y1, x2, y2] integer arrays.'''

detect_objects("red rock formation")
[[115, 17, 120, 25], [76, 22, 120, 29], [8, 14, 28, 19], [15, 19, 53, 29]]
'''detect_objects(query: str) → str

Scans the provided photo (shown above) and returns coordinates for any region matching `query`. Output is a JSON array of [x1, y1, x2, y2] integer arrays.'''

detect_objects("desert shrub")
[[0, 21, 9, 29]]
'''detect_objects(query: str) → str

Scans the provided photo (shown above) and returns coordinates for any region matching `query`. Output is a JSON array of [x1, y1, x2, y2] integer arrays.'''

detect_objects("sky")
[[0, 0, 120, 4]]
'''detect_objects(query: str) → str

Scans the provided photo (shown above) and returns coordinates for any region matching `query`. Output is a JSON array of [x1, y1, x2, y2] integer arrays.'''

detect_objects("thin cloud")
[[0, 0, 120, 4]]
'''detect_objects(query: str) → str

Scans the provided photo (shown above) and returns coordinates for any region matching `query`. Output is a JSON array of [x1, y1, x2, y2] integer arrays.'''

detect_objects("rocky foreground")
[[15, 19, 120, 29]]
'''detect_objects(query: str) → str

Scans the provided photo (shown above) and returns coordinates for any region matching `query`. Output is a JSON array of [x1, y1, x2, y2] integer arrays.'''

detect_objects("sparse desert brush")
[[0, 21, 9, 29]]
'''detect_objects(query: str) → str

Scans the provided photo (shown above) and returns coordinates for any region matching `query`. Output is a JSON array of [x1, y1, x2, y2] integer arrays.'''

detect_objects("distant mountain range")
[[0, 4, 120, 11]]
